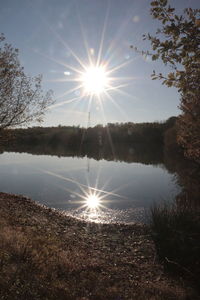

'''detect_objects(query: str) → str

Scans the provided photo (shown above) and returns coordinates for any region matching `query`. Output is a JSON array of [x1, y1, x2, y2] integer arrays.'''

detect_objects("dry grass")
[[150, 202, 200, 289], [0, 193, 198, 300]]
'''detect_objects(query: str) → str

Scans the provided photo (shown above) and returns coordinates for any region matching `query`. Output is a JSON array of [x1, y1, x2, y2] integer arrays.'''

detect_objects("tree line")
[[4, 117, 175, 147], [1, 0, 199, 164]]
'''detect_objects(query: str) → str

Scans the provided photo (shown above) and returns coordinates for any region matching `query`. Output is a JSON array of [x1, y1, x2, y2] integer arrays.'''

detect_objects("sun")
[[80, 65, 109, 96], [86, 194, 100, 209], [46, 5, 135, 113]]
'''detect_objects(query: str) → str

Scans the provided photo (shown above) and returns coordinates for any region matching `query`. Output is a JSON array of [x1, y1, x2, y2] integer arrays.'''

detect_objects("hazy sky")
[[0, 0, 199, 127]]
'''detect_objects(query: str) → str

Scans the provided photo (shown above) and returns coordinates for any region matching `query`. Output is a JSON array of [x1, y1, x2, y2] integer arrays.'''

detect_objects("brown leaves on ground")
[[0, 193, 198, 300]]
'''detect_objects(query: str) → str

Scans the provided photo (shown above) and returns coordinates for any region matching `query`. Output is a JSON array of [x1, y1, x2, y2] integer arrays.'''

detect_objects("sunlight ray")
[[54, 84, 83, 101], [45, 20, 88, 71], [54, 183, 86, 200], [75, 1, 94, 66], [98, 95, 116, 158], [106, 182, 131, 196], [106, 83, 134, 99], [43, 170, 91, 197], [99, 177, 113, 195], [45, 77, 82, 83], [109, 76, 139, 82], [107, 59, 134, 74], [111, 85, 136, 100], [31, 4, 89, 72], [68, 93, 89, 117], [79, 94, 93, 151], [47, 95, 84, 110], [30, 1, 137, 126], [106, 82, 130, 92], [86, 94, 93, 126], [33, 48, 83, 75], [94, 166, 102, 191], [42, 169, 123, 198], [104, 91, 129, 120], [84, 170, 91, 193], [70, 175, 91, 198], [96, 0, 111, 67], [54, 165, 86, 174], [103, 4, 137, 65]]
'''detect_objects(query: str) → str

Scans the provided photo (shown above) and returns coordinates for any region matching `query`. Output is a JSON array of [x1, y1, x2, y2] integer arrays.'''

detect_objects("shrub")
[[150, 202, 200, 288]]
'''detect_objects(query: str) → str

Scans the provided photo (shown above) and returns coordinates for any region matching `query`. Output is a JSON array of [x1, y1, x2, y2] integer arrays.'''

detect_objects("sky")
[[0, 0, 199, 127]]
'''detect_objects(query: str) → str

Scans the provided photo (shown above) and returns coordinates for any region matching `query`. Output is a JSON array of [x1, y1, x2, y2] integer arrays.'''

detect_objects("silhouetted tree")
[[133, 1, 200, 162], [0, 34, 53, 130]]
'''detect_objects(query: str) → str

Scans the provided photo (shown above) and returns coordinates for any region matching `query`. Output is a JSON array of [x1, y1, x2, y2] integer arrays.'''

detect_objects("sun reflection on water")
[[41, 168, 134, 223], [85, 193, 100, 209]]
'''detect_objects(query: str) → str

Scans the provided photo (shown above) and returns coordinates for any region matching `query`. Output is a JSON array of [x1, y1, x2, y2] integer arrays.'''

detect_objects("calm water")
[[0, 151, 180, 223]]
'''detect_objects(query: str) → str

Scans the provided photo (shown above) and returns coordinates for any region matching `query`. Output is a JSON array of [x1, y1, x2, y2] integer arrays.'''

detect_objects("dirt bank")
[[0, 193, 198, 300]]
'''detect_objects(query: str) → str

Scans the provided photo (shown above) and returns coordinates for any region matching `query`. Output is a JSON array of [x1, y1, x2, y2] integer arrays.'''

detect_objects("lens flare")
[[80, 65, 109, 95], [86, 194, 100, 209]]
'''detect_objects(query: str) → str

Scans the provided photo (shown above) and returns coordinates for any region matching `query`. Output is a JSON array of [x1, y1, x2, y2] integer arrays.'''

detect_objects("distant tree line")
[[4, 117, 176, 148], [2, 117, 177, 163]]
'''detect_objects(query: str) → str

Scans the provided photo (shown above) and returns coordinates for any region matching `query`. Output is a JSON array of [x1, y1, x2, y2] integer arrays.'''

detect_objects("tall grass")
[[150, 202, 200, 288]]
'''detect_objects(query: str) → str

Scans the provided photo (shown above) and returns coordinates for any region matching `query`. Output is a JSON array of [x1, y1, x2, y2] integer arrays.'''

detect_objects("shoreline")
[[0, 192, 198, 300]]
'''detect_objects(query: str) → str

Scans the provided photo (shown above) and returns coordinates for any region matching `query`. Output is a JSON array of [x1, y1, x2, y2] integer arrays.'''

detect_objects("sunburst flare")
[[79, 65, 110, 96]]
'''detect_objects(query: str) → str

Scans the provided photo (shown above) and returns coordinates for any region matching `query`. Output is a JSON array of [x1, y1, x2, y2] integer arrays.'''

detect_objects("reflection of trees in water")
[[153, 127, 200, 287], [164, 127, 200, 208], [3, 140, 164, 166], [2, 120, 171, 164], [2, 119, 199, 208]]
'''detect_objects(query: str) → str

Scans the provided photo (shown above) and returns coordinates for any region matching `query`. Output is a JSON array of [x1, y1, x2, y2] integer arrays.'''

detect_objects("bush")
[[150, 202, 200, 288]]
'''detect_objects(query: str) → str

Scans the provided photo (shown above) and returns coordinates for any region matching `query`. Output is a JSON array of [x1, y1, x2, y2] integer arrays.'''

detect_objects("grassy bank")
[[0, 193, 198, 300], [150, 202, 200, 290]]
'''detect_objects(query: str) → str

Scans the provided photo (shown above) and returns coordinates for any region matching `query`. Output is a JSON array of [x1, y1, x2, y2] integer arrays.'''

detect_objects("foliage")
[[3, 119, 173, 149], [164, 124, 200, 209], [0, 34, 53, 129], [150, 202, 200, 287], [1, 119, 176, 164], [134, 1, 200, 162]]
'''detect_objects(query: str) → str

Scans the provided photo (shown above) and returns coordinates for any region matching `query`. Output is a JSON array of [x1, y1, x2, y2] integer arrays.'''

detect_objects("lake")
[[0, 150, 180, 223]]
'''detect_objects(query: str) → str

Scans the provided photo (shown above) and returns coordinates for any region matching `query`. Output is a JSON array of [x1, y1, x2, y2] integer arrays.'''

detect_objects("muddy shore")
[[0, 192, 198, 300]]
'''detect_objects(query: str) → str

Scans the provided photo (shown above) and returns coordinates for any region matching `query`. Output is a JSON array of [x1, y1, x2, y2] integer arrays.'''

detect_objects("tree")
[[133, 0, 200, 163], [0, 34, 53, 130]]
